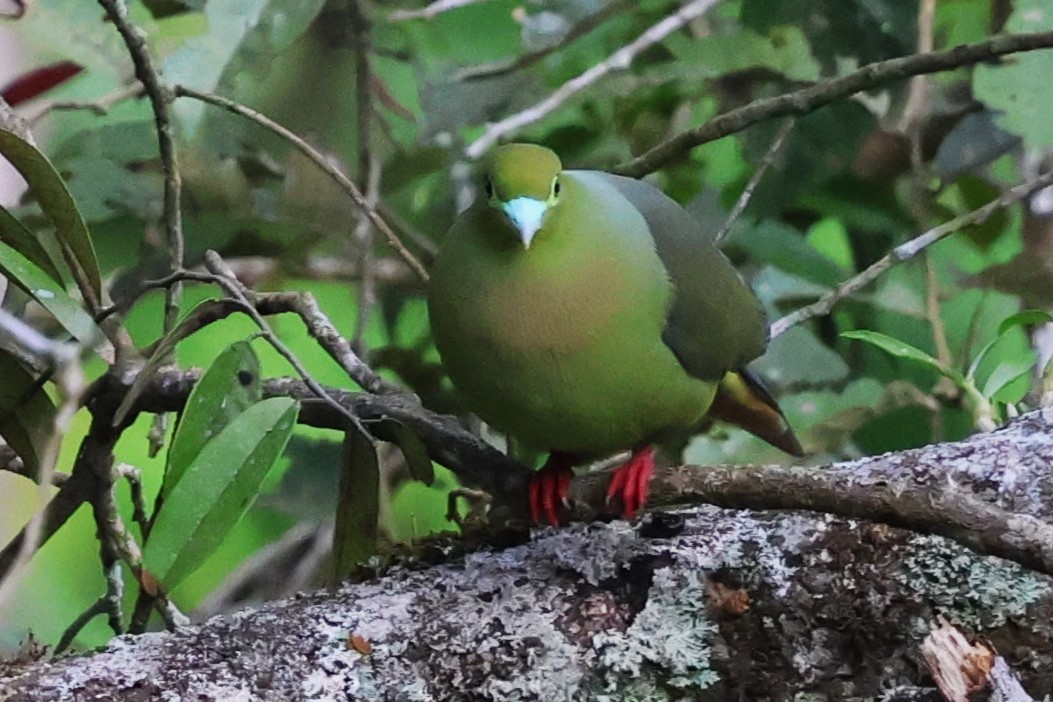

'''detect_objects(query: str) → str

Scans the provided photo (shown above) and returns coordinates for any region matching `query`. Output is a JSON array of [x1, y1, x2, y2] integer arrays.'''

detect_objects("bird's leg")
[[529, 452, 575, 526], [606, 446, 655, 520]]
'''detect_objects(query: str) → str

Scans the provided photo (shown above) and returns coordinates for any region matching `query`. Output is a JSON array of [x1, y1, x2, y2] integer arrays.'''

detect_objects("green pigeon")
[[428, 144, 802, 525]]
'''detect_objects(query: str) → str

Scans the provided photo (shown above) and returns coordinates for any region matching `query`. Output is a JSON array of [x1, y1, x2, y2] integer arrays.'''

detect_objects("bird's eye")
[[553, 179, 561, 197], [484, 180, 494, 198]]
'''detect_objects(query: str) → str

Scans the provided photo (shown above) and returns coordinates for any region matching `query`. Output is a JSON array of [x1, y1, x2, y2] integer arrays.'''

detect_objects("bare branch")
[[200, 252, 373, 438], [97, 0, 184, 331], [769, 168, 1053, 339], [387, 0, 492, 21], [453, 0, 634, 82], [173, 85, 429, 282], [614, 30, 1053, 178], [26, 83, 143, 126], [464, 0, 722, 159]]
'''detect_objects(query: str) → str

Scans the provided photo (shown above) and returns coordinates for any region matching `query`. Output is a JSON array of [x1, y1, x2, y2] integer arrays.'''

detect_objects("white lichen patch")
[[531, 521, 642, 585], [893, 533, 1051, 629], [593, 567, 717, 692]]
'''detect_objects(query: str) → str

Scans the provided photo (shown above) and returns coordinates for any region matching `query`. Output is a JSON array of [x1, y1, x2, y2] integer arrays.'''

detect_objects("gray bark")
[[5, 410, 1053, 701]]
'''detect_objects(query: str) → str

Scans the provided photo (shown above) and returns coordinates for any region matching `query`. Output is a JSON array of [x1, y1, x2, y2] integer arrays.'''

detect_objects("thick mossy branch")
[[4, 498, 1053, 699]]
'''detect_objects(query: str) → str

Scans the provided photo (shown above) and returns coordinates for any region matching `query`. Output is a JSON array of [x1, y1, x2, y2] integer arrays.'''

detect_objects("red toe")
[[529, 455, 575, 526], [606, 446, 655, 520]]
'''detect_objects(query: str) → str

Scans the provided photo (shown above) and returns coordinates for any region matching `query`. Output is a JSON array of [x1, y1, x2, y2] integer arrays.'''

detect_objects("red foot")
[[529, 455, 575, 526], [606, 446, 655, 520]]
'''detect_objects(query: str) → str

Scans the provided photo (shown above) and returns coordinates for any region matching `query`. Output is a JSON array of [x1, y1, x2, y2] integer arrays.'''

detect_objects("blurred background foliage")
[[1, 0, 1052, 650]]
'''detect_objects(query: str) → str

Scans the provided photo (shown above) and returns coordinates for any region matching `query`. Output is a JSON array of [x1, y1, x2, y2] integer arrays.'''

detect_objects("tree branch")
[[6, 412, 1053, 699], [97, 0, 184, 331], [769, 166, 1053, 339], [464, 0, 722, 159], [614, 30, 1053, 178]]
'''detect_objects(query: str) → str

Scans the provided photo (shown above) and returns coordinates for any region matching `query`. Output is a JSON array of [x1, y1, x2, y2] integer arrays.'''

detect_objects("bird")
[[427, 143, 803, 525]]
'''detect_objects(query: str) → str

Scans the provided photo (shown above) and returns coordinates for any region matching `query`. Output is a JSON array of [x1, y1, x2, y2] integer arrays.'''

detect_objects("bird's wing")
[[586, 172, 767, 380]]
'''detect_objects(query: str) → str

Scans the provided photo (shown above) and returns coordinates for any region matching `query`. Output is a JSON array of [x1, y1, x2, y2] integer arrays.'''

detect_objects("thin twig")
[[464, 0, 722, 159], [116, 463, 150, 538], [173, 85, 429, 282], [133, 267, 396, 394], [615, 30, 1053, 178], [26, 82, 143, 126], [351, 2, 380, 356], [97, 0, 184, 332], [453, 0, 634, 82], [202, 252, 373, 437], [769, 168, 1053, 339], [353, 154, 382, 355], [55, 561, 123, 654], [713, 117, 795, 245], [388, 0, 492, 21]]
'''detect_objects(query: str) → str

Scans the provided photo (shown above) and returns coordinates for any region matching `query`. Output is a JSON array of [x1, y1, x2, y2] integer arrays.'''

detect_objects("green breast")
[[428, 172, 716, 455]]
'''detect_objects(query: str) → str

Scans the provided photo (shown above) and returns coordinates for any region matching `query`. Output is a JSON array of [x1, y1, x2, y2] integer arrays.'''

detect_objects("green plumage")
[[428, 144, 796, 461]]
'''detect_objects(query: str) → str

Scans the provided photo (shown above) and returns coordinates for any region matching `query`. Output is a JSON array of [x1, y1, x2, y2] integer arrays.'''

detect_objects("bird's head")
[[483, 144, 563, 249]]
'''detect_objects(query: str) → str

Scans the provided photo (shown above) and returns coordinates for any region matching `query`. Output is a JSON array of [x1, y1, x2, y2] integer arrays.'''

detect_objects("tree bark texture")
[[4, 410, 1053, 701]]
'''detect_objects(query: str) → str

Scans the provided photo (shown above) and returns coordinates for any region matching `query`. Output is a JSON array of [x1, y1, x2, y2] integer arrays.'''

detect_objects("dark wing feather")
[[588, 172, 767, 380]]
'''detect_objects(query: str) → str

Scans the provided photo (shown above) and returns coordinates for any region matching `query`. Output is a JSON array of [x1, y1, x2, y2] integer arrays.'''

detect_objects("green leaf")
[[0, 205, 64, 283], [973, 0, 1053, 150], [981, 358, 1035, 401], [0, 350, 57, 479], [113, 301, 247, 428], [143, 397, 298, 589], [0, 239, 105, 348], [996, 310, 1053, 337], [841, 330, 966, 385], [384, 420, 435, 486], [332, 429, 379, 579], [966, 309, 1053, 381], [0, 129, 101, 303], [162, 338, 262, 498]]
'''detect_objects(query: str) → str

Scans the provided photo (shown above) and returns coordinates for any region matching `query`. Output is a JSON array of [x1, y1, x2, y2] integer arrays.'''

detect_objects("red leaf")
[[1, 61, 83, 106]]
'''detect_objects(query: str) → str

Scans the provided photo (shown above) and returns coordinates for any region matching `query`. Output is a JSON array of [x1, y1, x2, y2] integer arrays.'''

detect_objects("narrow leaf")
[[997, 310, 1053, 336], [332, 429, 379, 580], [967, 309, 1053, 381], [0, 205, 63, 283], [0, 349, 56, 479], [981, 358, 1035, 401], [163, 339, 262, 496], [143, 397, 298, 588], [842, 330, 966, 385], [0, 239, 104, 347], [0, 128, 101, 302]]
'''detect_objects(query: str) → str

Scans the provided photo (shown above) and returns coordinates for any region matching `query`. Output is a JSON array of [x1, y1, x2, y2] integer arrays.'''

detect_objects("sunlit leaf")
[[0, 129, 101, 303], [981, 358, 1035, 401], [163, 338, 262, 497], [965, 309, 1053, 381], [0, 239, 104, 348], [996, 310, 1053, 337], [842, 330, 966, 385], [142, 397, 298, 588]]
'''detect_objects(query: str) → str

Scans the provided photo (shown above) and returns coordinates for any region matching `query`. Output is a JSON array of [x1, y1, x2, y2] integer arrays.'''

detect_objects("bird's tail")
[[708, 369, 804, 456]]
